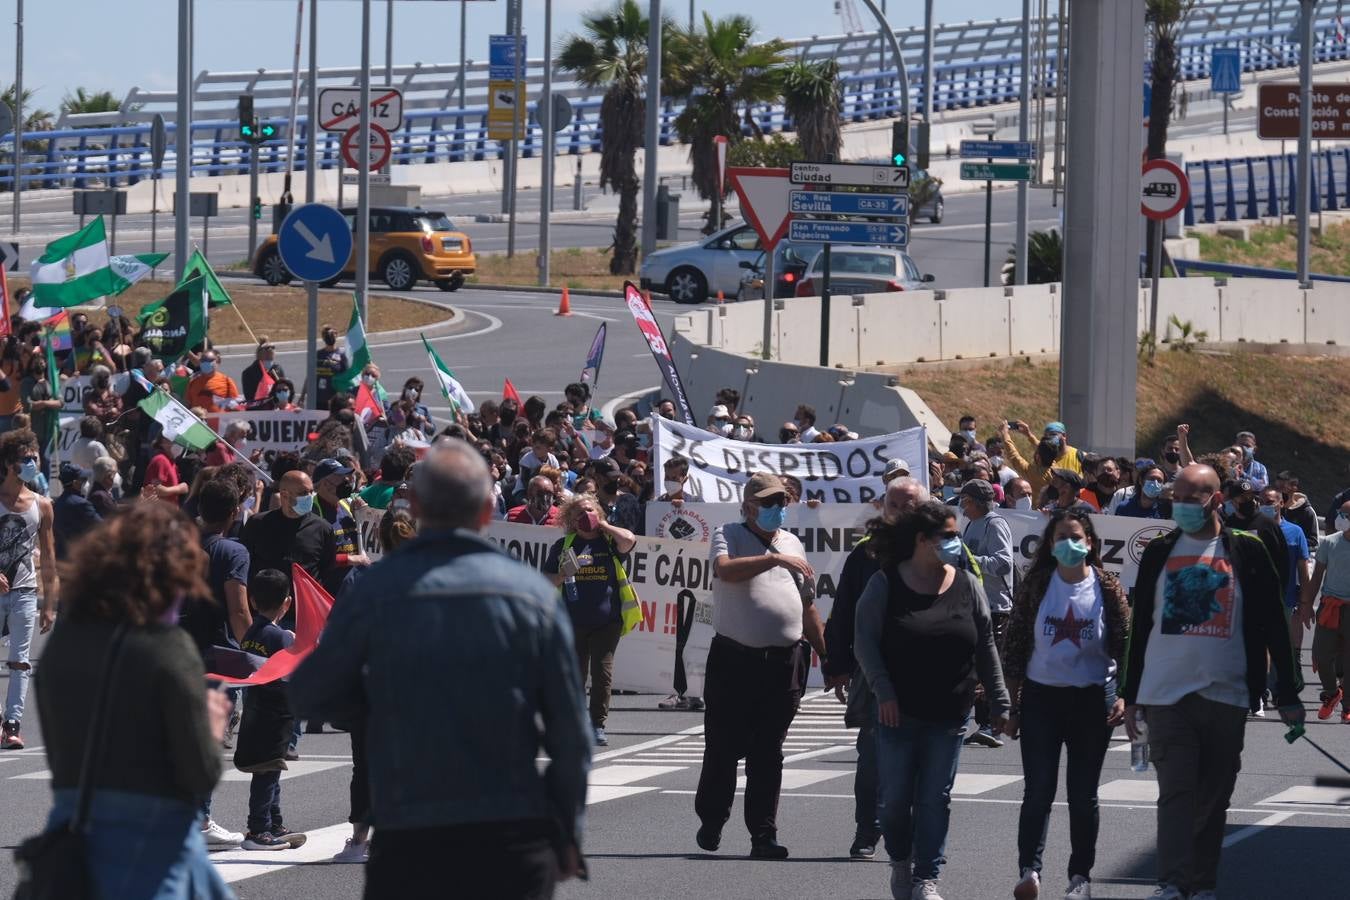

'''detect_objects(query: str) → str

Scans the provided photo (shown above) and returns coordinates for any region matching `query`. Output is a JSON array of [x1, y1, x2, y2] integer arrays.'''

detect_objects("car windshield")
[[812, 252, 896, 276], [415, 213, 455, 232]]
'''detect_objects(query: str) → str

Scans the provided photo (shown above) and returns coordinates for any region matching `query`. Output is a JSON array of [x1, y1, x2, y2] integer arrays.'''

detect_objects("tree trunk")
[[611, 174, 640, 275], [1144, 31, 1177, 278]]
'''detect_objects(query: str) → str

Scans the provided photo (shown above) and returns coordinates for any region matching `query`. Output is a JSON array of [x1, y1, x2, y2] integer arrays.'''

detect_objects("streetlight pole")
[[356, 0, 372, 323], [175, 0, 192, 280], [12, 0, 22, 232], [1015, 0, 1031, 285], [641, 0, 662, 258], [1296, 0, 1314, 284], [857, 0, 910, 127], [305, 0, 320, 412], [458, 0, 469, 109], [540, 0, 553, 286], [386, 0, 395, 85]]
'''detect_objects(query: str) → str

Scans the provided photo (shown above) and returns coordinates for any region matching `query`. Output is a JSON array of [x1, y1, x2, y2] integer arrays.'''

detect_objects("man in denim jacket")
[[291, 438, 592, 900]]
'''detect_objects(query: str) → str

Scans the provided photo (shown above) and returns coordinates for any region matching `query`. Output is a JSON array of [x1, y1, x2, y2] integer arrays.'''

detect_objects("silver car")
[[638, 222, 764, 303], [794, 247, 935, 297]]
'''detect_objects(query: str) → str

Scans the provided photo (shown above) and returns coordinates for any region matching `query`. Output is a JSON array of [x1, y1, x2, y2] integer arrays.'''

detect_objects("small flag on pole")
[[502, 378, 523, 407], [420, 333, 475, 414], [331, 296, 370, 393], [580, 322, 606, 385], [137, 388, 218, 452], [178, 248, 234, 308]]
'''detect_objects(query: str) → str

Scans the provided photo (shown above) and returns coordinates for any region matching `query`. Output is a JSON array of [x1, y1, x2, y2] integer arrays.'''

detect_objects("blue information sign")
[[788, 219, 909, 247], [1211, 47, 1241, 94], [490, 35, 525, 80], [789, 191, 908, 218], [959, 140, 1037, 160], [277, 204, 353, 284]]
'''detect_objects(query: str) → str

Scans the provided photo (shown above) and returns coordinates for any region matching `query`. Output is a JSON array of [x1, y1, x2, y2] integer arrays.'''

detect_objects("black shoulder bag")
[[13, 625, 128, 900]]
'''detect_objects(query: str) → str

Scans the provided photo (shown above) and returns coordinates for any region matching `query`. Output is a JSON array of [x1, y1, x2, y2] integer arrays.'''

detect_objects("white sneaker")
[[1064, 875, 1091, 898], [1251, 705, 1265, 717], [1014, 868, 1040, 899], [911, 880, 944, 900], [889, 859, 912, 900], [200, 819, 244, 848], [332, 837, 370, 863], [1149, 887, 1186, 900]]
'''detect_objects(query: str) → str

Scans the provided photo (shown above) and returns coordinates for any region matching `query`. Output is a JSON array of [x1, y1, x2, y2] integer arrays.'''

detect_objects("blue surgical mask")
[[199, 360, 216, 375], [1172, 501, 1210, 534], [1259, 504, 1279, 519], [1142, 480, 1163, 499], [1052, 538, 1091, 567], [18, 459, 38, 482], [276, 390, 291, 402], [1242, 446, 1254, 462], [961, 429, 977, 443], [756, 504, 787, 532], [261, 359, 274, 371], [291, 492, 315, 515], [935, 536, 963, 566]]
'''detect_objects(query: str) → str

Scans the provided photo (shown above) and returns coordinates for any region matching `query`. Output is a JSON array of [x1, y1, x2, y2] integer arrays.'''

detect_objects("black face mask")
[[335, 481, 354, 499], [1164, 450, 1181, 464], [1036, 439, 1059, 467]]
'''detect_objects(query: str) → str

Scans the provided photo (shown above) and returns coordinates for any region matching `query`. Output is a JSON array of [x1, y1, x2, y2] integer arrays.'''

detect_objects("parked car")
[[253, 206, 476, 291], [794, 247, 935, 297], [639, 222, 764, 303], [735, 241, 815, 301]]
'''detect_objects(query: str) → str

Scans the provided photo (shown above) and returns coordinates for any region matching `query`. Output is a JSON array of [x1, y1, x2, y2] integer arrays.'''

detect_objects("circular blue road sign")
[[277, 203, 353, 283]]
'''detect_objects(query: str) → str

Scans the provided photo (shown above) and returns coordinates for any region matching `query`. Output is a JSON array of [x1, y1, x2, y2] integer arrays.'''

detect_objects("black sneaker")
[[849, 833, 878, 859], [696, 824, 721, 852], [241, 832, 289, 851], [269, 827, 308, 849], [749, 836, 789, 860]]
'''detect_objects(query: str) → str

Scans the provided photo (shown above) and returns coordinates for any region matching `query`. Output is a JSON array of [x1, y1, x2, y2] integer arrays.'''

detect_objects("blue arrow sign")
[[959, 139, 1037, 160], [278, 204, 353, 284], [788, 219, 909, 247], [1211, 47, 1241, 94], [789, 191, 909, 218]]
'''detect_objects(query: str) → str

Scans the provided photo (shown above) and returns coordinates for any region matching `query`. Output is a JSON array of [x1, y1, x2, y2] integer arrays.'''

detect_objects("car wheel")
[[666, 267, 708, 304], [930, 199, 944, 225], [435, 276, 464, 292], [258, 248, 293, 286], [380, 253, 419, 291]]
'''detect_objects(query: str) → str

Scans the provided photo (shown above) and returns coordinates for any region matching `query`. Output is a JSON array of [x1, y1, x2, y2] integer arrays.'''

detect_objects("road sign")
[[727, 167, 792, 250], [959, 140, 1037, 160], [0, 242, 17, 271], [790, 161, 909, 189], [789, 190, 908, 218], [319, 87, 403, 133], [1257, 82, 1350, 139], [1211, 47, 1242, 94], [343, 172, 391, 186], [278, 204, 353, 284], [488, 81, 527, 142], [1141, 158, 1190, 220], [551, 93, 573, 132], [960, 162, 1036, 181], [149, 115, 167, 172], [489, 34, 525, 80], [342, 123, 392, 171], [788, 219, 909, 247]]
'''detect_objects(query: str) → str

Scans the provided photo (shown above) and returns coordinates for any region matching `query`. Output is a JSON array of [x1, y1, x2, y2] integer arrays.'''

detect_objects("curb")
[[464, 281, 626, 299], [213, 290, 467, 354]]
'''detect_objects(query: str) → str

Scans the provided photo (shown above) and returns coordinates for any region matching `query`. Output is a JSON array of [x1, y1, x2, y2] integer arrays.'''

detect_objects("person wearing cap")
[[313, 457, 370, 595], [1221, 478, 1290, 599], [959, 479, 1015, 750], [592, 456, 643, 535], [1001, 420, 1083, 505], [52, 462, 101, 559], [707, 404, 733, 437], [882, 458, 911, 486], [1047, 469, 1095, 514], [695, 472, 826, 861], [823, 476, 930, 861], [241, 339, 284, 405]]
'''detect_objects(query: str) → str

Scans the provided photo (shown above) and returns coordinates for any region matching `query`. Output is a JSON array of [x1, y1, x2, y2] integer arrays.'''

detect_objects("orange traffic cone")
[[716, 290, 724, 304], [555, 285, 572, 317]]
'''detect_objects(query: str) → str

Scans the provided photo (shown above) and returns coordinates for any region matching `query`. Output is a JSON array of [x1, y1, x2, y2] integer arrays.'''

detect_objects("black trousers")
[[695, 635, 808, 839], [365, 820, 557, 900]]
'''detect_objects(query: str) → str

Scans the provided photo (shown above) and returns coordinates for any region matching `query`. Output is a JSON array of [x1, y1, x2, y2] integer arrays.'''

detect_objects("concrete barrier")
[[857, 291, 943, 365], [1008, 284, 1059, 356], [1306, 282, 1350, 345], [1219, 279, 1305, 344], [937, 287, 1011, 360], [1155, 278, 1223, 342]]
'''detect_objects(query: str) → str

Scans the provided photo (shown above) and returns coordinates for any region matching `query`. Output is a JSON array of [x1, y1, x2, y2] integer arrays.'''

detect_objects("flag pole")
[[142, 379, 274, 485], [230, 303, 261, 347]]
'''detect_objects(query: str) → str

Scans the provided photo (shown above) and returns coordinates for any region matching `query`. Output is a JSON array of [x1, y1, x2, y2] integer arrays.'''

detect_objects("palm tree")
[[1144, 0, 1198, 273], [666, 14, 787, 231], [781, 58, 842, 162], [0, 83, 55, 135], [559, 1, 667, 275], [61, 88, 121, 118]]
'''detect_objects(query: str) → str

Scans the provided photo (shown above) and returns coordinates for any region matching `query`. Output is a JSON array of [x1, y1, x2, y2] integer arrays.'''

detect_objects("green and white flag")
[[138, 388, 217, 451], [331, 296, 370, 393], [109, 252, 169, 294], [178, 248, 233, 308], [30, 217, 118, 308], [137, 275, 208, 361], [420, 332, 475, 414]]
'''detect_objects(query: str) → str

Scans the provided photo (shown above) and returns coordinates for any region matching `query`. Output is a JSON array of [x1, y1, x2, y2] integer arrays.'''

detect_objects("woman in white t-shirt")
[[1001, 509, 1131, 900]]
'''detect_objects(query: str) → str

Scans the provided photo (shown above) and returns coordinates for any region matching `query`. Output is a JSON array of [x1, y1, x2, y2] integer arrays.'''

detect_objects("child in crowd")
[[235, 569, 308, 851]]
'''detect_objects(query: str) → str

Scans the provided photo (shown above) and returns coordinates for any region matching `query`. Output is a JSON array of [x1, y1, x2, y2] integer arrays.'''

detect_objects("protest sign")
[[999, 508, 1173, 590], [60, 372, 131, 414], [652, 417, 927, 504], [203, 410, 327, 455]]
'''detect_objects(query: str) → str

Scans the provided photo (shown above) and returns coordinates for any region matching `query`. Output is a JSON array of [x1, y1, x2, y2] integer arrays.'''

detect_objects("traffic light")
[[916, 121, 931, 170], [252, 197, 262, 220], [238, 94, 277, 145], [891, 120, 907, 167]]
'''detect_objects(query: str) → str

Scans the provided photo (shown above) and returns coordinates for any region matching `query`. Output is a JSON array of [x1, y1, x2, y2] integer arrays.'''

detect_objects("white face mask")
[[112, 472, 123, 492], [663, 479, 684, 495], [168, 443, 184, 459], [362, 374, 376, 385], [1013, 496, 1033, 511], [1338, 514, 1350, 534]]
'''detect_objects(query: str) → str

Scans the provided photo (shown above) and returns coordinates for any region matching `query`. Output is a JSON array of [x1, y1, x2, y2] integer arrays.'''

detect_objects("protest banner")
[[652, 417, 927, 504], [202, 410, 327, 455], [999, 508, 1173, 590], [60, 372, 132, 414]]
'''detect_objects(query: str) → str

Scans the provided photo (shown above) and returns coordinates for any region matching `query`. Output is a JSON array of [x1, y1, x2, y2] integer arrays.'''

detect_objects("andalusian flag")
[[30, 217, 117, 307], [137, 275, 208, 360], [331, 296, 370, 393], [178, 248, 233, 308], [109, 252, 169, 293], [420, 333, 475, 414], [138, 388, 217, 451]]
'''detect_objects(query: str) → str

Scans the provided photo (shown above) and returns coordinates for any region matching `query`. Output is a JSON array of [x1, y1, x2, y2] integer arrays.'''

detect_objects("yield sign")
[[727, 167, 792, 251]]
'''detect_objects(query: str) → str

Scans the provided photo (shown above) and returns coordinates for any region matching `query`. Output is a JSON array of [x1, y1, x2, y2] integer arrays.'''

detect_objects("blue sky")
[[12, 0, 1004, 114]]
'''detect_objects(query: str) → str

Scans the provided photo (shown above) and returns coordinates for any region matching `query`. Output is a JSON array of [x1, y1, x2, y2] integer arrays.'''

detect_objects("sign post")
[[1211, 47, 1242, 135], [150, 114, 166, 276], [1140, 158, 1191, 363]]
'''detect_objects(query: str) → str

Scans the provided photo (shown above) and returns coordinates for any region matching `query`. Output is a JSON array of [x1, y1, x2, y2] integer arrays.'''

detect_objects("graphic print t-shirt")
[[1025, 569, 1114, 688], [1136, 534, 1248, 708], [544, 535, 619, 631]]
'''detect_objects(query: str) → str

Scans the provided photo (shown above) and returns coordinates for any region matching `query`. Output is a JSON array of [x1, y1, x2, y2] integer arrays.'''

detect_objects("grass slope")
[[1196, 220, 1350, 276]]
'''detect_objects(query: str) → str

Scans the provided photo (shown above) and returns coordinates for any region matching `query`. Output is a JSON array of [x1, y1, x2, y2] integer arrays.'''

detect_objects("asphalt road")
[[0, 652, 1344, 900]]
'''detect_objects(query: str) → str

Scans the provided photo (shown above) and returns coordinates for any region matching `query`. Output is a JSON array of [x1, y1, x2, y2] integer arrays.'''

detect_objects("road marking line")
[[589, 765, 685, 786], [784, 745, 855, 763], [219, 760, 349, 782], [1094, 779, 1159, 802], [1256, 785, 1350, 809], [213, 823, 352, 884], [953, 773, 1023, 795], [592, 724, 704, 762], [588, 785, 659, 805], [738, 769, 846, 791], [1222, 812, 1294, 847]]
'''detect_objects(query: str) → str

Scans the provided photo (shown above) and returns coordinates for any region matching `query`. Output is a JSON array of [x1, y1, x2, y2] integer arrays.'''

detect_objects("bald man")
[[507, 475, 561, 526], [241, 468, 337, 616], [1122, 464, 1303, 900], [823, 476, 931, 859]]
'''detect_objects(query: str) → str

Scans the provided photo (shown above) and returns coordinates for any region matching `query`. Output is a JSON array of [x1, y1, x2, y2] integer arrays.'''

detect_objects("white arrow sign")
[[293, 221, 335, 264]]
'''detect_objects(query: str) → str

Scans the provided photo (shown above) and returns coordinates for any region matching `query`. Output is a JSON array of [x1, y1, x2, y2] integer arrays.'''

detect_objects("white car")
[[639, 222, 764, 303], [794, 247, 935, 297]]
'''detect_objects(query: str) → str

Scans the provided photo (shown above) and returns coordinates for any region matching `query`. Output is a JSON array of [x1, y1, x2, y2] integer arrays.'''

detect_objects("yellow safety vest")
[[561, 533, 643, 636]]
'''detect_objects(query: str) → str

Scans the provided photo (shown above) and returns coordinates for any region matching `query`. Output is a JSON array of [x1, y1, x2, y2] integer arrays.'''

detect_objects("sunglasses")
[[756, 495, 787, 508]]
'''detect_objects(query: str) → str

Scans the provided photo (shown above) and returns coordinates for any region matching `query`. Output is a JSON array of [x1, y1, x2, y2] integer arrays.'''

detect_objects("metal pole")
[[283, 0, 304, 204], [540, 0, 553, 286], [12, 0, 22, 232], [1297, 0, 1314, 284], [1015, 0, 1031, 286], [688, 0, 694, 30], [984, 135, 993, 287], [306, 0, 319, 413], [641, 0, 662, 257], [1052, 0, 1066, 207], [857, 0, 910, 126], [819, 244, 832, 367], [174, 0, 192, 281], [760, 251, 774, 360], [151, 178, 158, 267], [1148, 217, 1163, 361], [356, 0, 372, 322], [923, 0, 934, 128], [248, 147, 259, 261], [458, 0, 469, 109], [386, 0, 394, 85], [501, 0, 514, 216], [507, 0, 523, 257]]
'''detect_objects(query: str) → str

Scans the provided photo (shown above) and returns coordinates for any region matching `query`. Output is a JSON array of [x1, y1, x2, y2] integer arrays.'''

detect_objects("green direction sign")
[[960, 162, 1035, 182]]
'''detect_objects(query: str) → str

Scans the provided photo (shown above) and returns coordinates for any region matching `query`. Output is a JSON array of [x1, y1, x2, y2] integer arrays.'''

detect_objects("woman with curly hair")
[[31, 503, 234, 899], [1001, 508, 1130, 900]]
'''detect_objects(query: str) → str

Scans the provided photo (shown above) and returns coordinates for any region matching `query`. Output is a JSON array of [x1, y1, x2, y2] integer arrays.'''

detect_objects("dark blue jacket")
[[289, 527, 592, 852], [52, 490, 102, 559]]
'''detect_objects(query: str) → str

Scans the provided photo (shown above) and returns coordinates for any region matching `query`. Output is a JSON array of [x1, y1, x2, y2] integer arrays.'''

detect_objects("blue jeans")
[[855, 718, 880, 838], [874, 712, 967, 880], [1, 589, 38, 722], [247, 770, 283, 835]]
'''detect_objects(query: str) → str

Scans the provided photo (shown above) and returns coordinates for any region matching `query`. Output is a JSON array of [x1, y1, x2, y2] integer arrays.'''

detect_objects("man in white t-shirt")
[[1121, 464, 1304, 900], [694, 472, 827, 862]]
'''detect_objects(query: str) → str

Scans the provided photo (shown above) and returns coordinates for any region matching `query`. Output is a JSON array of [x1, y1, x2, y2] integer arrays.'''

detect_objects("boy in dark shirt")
[[235, 569, 308, 851]]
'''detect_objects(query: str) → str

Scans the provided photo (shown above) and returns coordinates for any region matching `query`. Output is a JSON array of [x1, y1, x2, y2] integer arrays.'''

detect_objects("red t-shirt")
[[145, 451, 181, 491]]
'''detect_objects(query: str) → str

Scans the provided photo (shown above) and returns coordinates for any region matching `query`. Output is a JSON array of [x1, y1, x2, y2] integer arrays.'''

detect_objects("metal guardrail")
[[0, 0, 1342, 190], [1171, 257, 1350, 283], [1183, 146, 1350, 225]]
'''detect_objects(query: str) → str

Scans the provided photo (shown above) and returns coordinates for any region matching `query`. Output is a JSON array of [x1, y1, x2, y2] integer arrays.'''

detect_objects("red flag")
[[503, 378, 523, 407], [206, 564, 334, 686], [0, 266, 11, 338], [253, 366, 276, 401], [353, 381, 382, 424]]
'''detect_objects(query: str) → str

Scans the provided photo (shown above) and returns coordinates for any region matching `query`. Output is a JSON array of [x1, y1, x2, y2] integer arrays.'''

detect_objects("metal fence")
[[0, 0, 1342, 190], [1184, 146, 1350, 224]]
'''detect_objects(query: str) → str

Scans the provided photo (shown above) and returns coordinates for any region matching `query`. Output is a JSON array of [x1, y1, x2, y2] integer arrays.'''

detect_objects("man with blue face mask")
[[1122, 464, 1304, 900], [185, 349, 244, 413], [695, 472, 827, 862]]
